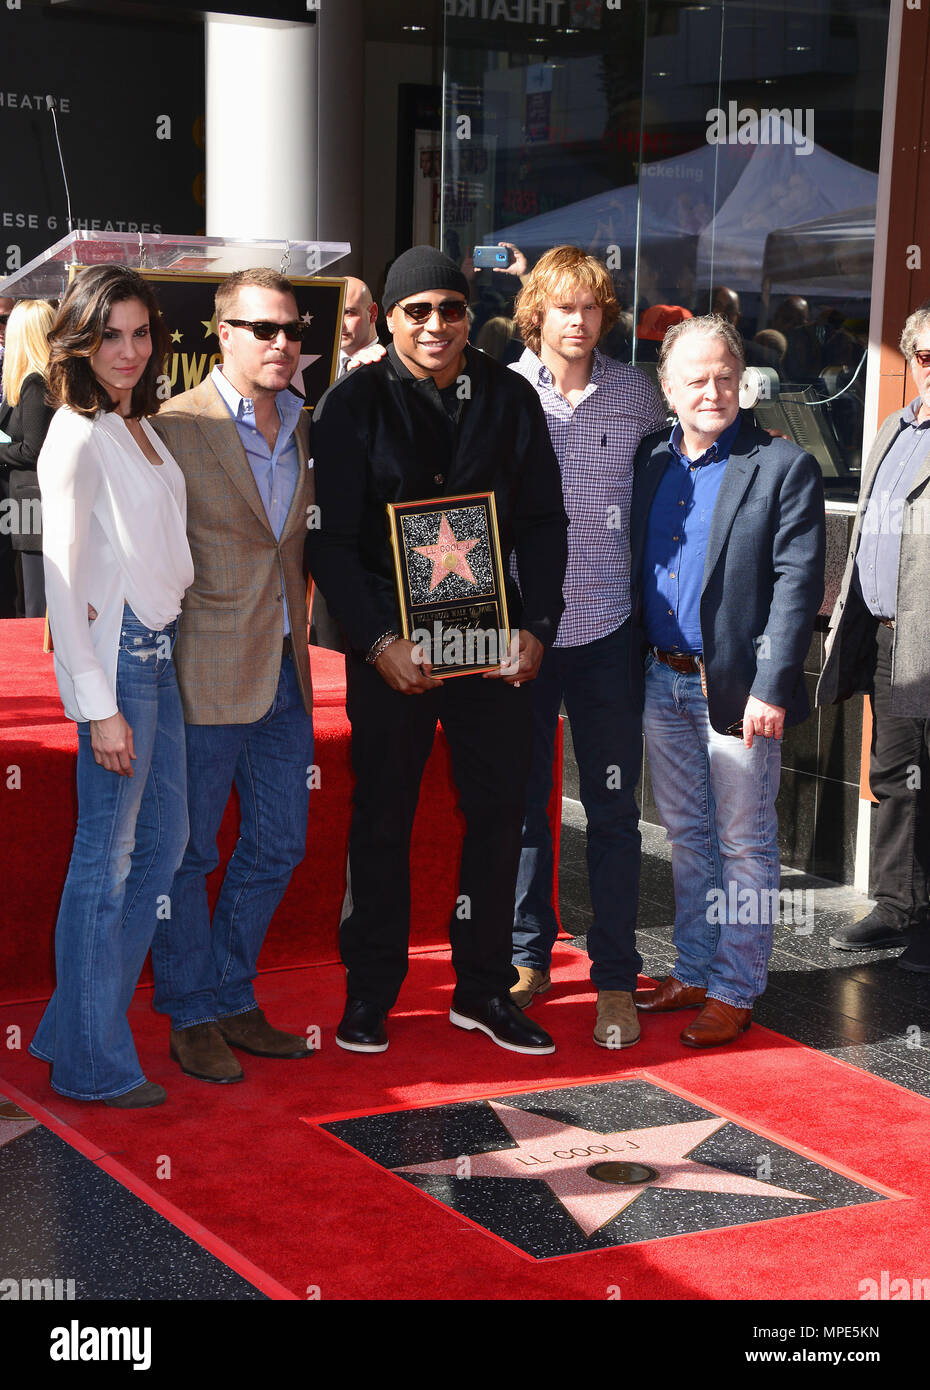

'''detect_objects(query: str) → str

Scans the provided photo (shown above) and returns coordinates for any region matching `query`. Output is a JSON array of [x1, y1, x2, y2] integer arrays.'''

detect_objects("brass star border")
[[306, 1075, 901, 1261]]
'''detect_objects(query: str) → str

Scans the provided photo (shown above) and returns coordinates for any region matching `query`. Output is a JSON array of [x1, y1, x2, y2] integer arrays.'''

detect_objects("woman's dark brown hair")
[[47, 264, 169, 419]]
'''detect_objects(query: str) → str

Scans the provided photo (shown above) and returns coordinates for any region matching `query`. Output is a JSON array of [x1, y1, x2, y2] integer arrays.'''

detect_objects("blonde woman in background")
[[0, 299, 55, 616]]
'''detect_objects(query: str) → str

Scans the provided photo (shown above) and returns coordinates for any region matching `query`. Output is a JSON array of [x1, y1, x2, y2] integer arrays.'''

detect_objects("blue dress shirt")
[[855, 397, 930, 619], [642, 415, 741, 652], [211, 365, 303, 636]]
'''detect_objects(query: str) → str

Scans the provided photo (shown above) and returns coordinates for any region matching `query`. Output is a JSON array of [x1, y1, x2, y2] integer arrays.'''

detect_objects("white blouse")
[[39, 407, 195, 723]]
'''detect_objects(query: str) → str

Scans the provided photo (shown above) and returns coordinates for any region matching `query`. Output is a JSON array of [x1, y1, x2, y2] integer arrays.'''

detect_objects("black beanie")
[[383, 246, 470, 313]]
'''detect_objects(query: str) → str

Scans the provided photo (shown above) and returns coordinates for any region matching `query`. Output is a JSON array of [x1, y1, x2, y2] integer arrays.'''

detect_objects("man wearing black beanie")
[[307, 246, 568, 1056]]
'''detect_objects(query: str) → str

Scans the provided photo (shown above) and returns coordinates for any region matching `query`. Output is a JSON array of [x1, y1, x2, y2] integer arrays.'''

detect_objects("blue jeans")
[[642, 654, 782, 1009], [150, 653, 314, 1030], [513, 622, 644, 991], [30, 606, 187, 1100]]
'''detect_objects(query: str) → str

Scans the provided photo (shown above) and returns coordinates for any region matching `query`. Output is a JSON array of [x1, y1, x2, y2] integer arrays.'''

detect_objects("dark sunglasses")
[[223, 318, 305, 342], [913, 349, 930, 367], [396, 299, 468, 324]]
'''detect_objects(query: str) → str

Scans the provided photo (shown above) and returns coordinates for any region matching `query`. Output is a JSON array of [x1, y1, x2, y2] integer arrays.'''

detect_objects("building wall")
[[362, 42, 441, 297]]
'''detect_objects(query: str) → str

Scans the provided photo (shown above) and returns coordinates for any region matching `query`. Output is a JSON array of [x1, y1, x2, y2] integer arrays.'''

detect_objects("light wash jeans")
[[642, 653, 781, 1009], [30, 606, 188, 1099]]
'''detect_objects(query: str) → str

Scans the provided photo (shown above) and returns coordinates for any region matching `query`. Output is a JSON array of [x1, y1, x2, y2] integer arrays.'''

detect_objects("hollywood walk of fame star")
[[413, 513, 480, 592], [0, 1097, 38, 1151], [393, 1102, 816, 1237]]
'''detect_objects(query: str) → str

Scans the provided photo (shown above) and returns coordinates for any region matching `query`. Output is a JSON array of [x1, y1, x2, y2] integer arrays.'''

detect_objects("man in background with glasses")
[[630, 316, 825, 1047], [307, 245, 568, 1058], [150, 268, 317, 1084], [818, 306, 930, 973]]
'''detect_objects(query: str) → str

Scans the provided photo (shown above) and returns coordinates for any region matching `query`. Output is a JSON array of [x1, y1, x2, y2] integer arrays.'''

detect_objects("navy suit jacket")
[[630, 413, 826, 733]]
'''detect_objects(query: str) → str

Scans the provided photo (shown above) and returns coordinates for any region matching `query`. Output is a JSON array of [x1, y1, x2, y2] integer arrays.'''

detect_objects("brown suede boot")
[[217, 1007, 313, 1059], [593, 991, 640, 1048], [510, 967, 552, 1010], [170, 1022, 243, 1083]]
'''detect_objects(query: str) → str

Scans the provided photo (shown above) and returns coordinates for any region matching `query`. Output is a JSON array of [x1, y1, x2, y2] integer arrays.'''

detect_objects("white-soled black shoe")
[[450, 994, 555, 1055], [336, 998, 389, 1053]]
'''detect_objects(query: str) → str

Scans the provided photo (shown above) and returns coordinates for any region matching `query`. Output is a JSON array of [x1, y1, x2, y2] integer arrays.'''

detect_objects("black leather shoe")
[[336, 998, 389, 1053], [898, 931, 930, 973], [829, 912, 908, 951], [450, 994, 555, 1055]]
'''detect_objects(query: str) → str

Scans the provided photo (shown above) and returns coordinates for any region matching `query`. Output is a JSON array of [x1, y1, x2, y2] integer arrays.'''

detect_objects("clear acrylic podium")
[[0, 230, 351, 299]]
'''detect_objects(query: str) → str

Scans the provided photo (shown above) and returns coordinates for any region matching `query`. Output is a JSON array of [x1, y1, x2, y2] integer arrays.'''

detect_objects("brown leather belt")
[[653, 648, 702, 674], [282, 634, 294, 659], [878, 618, 895, 630]]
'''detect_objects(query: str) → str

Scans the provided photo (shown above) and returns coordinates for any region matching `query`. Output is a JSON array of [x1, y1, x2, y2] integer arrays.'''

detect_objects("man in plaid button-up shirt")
[[509, 246, 666, 1048]]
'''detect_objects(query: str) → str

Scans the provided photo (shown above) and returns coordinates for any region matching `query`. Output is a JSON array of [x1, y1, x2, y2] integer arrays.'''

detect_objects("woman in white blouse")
[[29, 265, 194, 1108]]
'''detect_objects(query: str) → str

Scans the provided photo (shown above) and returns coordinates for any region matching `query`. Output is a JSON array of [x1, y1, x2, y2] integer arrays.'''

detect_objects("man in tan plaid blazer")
[[150, 268, 316, 1084]]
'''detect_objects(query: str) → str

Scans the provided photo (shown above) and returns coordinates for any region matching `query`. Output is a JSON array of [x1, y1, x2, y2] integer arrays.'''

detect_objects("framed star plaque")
[[386, 491, 513, 679]]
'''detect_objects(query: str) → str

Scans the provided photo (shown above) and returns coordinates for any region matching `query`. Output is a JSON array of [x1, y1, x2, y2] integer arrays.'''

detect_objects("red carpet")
[[0, 619, 561, 1003], [1, 945, 926, 1301]]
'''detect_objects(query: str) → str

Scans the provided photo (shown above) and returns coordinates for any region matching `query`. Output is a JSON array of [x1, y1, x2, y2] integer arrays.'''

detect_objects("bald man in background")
[[338, 278, 379, 376]]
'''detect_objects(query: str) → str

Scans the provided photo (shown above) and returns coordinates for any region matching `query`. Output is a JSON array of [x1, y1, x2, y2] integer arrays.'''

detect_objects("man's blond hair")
[[514, 246, 619, 355]]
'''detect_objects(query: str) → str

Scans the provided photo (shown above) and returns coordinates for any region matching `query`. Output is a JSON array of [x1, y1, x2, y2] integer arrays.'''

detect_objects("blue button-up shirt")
[[642, 415, 741, 652], [855, 397, 930, 620], [511, 346, 666, 647], [211, 365, 303, 636]]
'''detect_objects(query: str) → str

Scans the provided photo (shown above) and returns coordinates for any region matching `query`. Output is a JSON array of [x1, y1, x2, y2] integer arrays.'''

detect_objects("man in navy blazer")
[[629, 315, 825, 1047]]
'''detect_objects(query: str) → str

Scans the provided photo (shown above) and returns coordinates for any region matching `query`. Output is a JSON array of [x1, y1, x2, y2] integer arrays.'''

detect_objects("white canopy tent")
[[695, 121, 877, 292], [491, 120, 877, 307]]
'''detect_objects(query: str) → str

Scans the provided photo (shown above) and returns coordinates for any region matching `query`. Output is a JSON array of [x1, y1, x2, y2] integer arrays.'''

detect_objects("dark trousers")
[[20, 551, 45, 617], [341, 654, 533, 1010], [0, 473, 18, 617], [869, 622, 930, 926], [512, 621, 643, 990]]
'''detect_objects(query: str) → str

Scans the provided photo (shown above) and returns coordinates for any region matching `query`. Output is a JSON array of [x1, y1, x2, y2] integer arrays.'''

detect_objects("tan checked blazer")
[[152, 375, 314, 725]]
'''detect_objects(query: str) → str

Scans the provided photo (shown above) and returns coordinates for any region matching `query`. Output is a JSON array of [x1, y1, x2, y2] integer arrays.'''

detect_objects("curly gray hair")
[[900, 306, 930, 361]]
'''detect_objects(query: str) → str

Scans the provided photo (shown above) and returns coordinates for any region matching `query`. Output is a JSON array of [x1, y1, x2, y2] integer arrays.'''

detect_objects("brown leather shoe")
[[680, 999, 752, 1048], [170, 1022, 243, 1083], [217, 1007, 313, 1059], [633, 976, 707, 1012]]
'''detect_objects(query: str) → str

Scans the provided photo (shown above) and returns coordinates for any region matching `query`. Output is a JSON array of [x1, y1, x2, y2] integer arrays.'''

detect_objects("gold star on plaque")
[[201, 315, 218, 339], [301, 311, 314, 325], [170, 329, 183, 344]]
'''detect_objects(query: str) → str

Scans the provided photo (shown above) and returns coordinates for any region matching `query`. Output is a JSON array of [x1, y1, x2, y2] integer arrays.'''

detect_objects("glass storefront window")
[[441, 0, 890, 500]]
